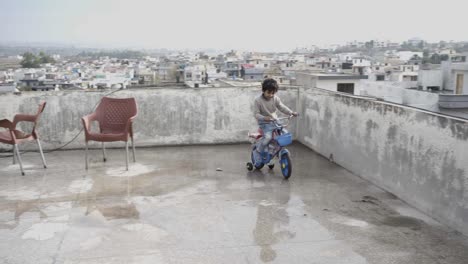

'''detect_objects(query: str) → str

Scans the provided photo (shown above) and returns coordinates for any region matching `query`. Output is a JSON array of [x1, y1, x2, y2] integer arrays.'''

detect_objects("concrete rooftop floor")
[[0, 143, 468, 264]]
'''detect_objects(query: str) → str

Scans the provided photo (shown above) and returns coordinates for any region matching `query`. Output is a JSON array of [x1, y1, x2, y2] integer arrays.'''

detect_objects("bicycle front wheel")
[[280, 153, 291, 179]]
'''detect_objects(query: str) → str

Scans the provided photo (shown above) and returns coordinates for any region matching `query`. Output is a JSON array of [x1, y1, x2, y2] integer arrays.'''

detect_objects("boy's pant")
[[256, 123, 276, 154]]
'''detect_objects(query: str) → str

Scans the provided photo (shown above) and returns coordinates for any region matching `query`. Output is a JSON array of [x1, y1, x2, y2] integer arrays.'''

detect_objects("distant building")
[[134, 68, 156, 84], [223, 61, 242, 77], [397, 51, 423, 62], [387, 42, 401, 49], [352, 57, 372, 75], [346, 41, 365, 48], [389, 71, 418, 82], [19, 72, 42, 88], [337, 53, 358, 62], [373, 40, 387, 48], [450, 53, 467, 63], [367, 65, 389, 81], [244, 68, 265, 81], [418, 68, 442, 91], [442, 62, 468, 94], [154, 64, 175, 81], [438, 62, 468, 108], [408, 38, 424, 46], [296, 72, 368, 94]]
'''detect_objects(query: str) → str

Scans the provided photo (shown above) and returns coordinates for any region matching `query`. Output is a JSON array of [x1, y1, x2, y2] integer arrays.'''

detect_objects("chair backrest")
[[95, 97, 137, 133], [32, 102, 47, 133], [12, 102, 46, 136]]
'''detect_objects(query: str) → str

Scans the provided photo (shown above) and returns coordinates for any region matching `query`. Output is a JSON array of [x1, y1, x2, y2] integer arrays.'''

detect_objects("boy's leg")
[[253, 147, 262, 165], [256, 130, 273, 161], [260, 130, 273, 153]]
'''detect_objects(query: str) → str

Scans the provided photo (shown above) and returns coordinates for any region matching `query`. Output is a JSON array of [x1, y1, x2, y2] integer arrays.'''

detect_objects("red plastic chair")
[[0, 102, 47, 175], [81, 97, 137, 170]]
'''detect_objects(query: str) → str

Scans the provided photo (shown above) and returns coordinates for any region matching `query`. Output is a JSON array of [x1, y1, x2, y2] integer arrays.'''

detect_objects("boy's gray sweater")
[[254, 94, 293, 123]]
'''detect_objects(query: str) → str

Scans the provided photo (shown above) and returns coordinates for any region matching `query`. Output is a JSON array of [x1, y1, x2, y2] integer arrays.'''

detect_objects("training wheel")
[[246, 162, 254, 171]]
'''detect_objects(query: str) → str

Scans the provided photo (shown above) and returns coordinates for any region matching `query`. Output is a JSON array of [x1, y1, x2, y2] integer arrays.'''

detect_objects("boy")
[[253, 78, 298, 164]]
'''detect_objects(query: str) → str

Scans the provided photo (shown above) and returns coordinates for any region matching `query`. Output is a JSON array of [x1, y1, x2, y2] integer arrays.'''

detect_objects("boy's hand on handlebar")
[[291, 112, 299, 117]]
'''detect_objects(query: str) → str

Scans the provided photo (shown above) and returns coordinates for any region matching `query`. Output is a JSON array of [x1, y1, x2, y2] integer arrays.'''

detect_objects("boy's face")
[[263, 90, 276, 100]]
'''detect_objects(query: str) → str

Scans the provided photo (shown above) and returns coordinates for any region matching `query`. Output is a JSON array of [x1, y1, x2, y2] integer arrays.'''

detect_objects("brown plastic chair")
[[81, 97, 137, 170], [0, 102, 47, 175]]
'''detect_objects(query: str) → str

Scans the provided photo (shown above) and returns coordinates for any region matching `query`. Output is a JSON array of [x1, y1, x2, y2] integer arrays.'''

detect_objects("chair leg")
[[12, 145, 16, 165], [36, 139, 47, 168], [125, 141, 129, 171], [14, 144, 25, 176], [85, 141, 89, 170], [131, 136, 136, 162], [102, 142, 107, 162]]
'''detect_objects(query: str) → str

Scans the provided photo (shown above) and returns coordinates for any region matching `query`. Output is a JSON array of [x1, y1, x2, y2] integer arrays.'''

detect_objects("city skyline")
[[1, 0, 467, 52]]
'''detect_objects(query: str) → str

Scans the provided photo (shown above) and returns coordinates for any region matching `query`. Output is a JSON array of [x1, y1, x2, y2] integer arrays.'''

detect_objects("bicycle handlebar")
[[271, 114, 298, 127]]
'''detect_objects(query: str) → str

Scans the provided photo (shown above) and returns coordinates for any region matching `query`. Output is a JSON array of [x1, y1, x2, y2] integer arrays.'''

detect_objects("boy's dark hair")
[[262, 78, 279, 92]]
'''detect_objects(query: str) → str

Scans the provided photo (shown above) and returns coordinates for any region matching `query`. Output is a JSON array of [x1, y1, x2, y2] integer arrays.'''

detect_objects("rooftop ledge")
[[0, 86, 468, 262]]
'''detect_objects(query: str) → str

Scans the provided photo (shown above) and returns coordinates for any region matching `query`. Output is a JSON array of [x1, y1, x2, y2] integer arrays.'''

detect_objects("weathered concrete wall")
[[0, 87, 299, 151], [297, 87, 468, 236]]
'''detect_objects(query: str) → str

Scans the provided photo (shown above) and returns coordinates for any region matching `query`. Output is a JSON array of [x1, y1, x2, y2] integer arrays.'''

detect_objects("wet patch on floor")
[[120, 223, 169, 241], [22, 221, 69, 241], [68, 178, 94, 194], [106, 163, 158, 177], [380, 215, 424, 230], [331, 215, 370, 228], [96, 203, 140, 220], [129, 180, 217, 208], [0, 163, 35, 172], [0, 187, 40, 201]]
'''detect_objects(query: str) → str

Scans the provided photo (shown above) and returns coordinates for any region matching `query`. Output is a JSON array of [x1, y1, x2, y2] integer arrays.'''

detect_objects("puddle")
[[381, 216, 423, 230], [259, 200, 275, 206], [68, 178, 94, 194], [80, 236, 104, 251], [227, 180, 265, 190], [331, 215, 369, 228], [106, 163, 157, 177], [121, 223, 169, 241], [22, 222, 69, 240], [98, 203, 139, 220], [130, 181, 216, 208], [384, 200, 441, 226], [1, 163, 35, 172], [0, 187, 40, 200], [42, 202, 73, 214]]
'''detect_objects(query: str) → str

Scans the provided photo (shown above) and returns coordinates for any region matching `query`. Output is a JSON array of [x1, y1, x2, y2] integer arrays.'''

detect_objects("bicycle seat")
[[248, 128, 263, 139]]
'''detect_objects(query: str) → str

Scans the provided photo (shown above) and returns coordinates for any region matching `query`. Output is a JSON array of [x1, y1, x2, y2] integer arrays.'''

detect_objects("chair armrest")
[[81, 112, 98, 132], [13, 114, 36, 127], [0, 119, 13, 130], [124, 115, 137, 134]]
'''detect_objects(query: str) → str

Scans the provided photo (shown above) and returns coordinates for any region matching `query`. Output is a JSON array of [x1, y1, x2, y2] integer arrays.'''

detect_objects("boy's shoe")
[[261, 151, 270, 161], [253, 150, 262, 166]]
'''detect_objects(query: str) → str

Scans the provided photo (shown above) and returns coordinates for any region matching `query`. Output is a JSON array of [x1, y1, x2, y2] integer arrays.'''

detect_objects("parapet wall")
[[0, 87, 298, 150], [297, 88, 468, 236]]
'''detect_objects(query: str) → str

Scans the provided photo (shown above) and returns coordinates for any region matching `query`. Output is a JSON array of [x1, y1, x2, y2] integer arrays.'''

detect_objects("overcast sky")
[[1, 0, 466, 51]]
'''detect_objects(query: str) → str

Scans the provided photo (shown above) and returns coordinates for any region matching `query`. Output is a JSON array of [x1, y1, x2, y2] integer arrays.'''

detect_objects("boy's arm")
[[254, 99, 270, 121], [275, 96, 293, 115]]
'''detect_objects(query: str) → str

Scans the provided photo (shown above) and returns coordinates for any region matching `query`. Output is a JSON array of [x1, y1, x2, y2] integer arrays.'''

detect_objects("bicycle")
[[246, 115, 296, 179]]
